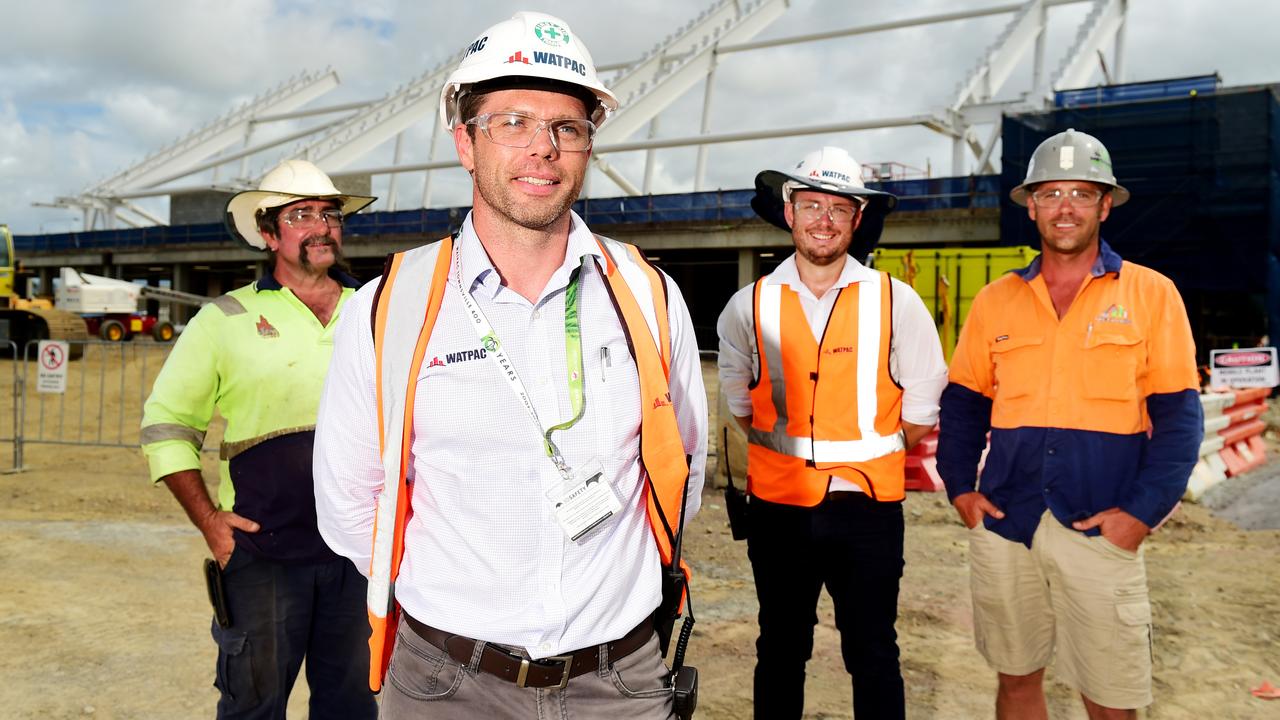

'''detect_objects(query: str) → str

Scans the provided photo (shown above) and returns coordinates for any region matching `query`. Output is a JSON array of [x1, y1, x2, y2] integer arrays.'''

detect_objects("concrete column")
[[172, 264, 191, 325], [37, 268, 52, 298], [737, 249, 760, 289]]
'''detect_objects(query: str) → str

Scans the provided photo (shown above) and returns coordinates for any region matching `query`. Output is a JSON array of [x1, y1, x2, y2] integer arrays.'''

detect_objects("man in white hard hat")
[[141, 159, 377, 719], [313, 12, 707, 719], [937, 129, 1202, 719], [716, 147, 947, 719]]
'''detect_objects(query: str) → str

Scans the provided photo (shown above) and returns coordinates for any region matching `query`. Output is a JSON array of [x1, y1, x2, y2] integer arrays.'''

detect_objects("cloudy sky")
[[1, 0, 1276, 235]]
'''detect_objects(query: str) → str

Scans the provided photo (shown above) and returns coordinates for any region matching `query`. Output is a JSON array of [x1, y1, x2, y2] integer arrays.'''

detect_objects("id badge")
[[545, 458, 621, 541]]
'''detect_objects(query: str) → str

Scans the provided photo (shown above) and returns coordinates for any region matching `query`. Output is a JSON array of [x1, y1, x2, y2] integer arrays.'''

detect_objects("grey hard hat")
[[1010, 128, 1130, 207]]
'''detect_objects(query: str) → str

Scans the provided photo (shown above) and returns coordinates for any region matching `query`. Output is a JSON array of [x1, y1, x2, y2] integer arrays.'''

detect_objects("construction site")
[[2, 0, 1279, 718]]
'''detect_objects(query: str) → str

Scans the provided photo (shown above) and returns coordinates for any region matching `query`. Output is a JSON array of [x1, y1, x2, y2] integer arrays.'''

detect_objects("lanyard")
[[454, 247, 586, 478]]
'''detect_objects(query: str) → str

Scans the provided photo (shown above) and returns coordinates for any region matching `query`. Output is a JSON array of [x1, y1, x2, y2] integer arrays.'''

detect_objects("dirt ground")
[[1, 353, 1278, 719]]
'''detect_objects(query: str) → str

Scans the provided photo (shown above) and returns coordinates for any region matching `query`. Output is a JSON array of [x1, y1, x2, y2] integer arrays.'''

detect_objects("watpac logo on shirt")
[[256, 315, 279, 339], [422, 348, 486, 374], [442, 347, 489, 364], [1096, 304, 1131, 324], [652, 392, 672, 409], [824, 345, 855, 354]]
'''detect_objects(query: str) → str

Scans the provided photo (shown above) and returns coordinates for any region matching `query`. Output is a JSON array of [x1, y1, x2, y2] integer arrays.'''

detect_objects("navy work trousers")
[[210, 549, 376, 720], [747, 492, 906, 720]]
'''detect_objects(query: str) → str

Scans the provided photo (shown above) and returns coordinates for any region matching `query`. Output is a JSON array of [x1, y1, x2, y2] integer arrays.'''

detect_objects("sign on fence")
[[36, 340, 69, 393], [1210, 346, 1279, 388]]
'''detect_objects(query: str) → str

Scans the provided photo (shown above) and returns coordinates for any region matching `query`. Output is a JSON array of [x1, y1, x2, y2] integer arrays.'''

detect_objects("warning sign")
[[1210, 347, 1279, 389], [37, 340, 69, 394]]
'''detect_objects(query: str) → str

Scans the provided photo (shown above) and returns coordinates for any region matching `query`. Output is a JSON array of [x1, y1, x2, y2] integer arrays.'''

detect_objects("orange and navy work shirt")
[[936, 241, 1203, 546]]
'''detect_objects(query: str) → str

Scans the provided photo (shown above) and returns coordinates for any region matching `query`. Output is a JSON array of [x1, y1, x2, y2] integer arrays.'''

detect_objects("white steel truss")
[[43, 0, 1127, 230]]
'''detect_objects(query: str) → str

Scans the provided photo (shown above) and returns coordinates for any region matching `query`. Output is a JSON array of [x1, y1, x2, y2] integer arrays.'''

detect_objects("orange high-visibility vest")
[[747, 271, 906, 505], [364, 235, 692, 691]]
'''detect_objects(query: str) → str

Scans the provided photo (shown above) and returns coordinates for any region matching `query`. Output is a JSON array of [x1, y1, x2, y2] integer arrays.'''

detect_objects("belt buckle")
[[516, 654, 574, 689]]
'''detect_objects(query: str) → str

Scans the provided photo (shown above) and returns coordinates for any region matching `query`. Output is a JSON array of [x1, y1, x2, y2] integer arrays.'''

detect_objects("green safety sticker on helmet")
[[1090, 147, 1113, 172], [535, 21, 570, 47]]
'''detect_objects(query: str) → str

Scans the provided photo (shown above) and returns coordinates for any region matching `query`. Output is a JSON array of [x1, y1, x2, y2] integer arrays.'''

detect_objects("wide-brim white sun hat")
[[752, 146, 899, 257], [438, 11, 619, 130], [224, 159, 376, 249]]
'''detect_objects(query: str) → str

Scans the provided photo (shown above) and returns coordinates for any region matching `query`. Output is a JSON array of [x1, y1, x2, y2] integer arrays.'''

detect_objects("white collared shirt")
[[716, 253, 947, 492], [314, 211, 706, 659]]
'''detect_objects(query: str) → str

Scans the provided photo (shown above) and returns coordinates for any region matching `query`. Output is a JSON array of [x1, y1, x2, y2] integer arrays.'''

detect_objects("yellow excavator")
[[0, 224, 91, 352]]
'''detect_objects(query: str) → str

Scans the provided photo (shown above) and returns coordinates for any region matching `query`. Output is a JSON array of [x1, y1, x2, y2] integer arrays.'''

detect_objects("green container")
[[872, 246, 1037, 360]]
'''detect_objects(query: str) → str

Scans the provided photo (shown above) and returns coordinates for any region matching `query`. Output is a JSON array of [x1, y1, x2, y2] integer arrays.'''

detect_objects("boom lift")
[[55, 267, 211, 342]]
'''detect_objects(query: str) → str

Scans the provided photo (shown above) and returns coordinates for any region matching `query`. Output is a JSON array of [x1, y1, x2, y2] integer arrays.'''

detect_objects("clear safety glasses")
[[280, 208, 344, 228], [1030, 187, 1105, 207], [467, 112, 596, 153], [791, 200, 861, 224]]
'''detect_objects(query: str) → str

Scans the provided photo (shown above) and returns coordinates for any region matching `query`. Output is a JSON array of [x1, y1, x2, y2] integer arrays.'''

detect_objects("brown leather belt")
[[403, 613, 655, 689]]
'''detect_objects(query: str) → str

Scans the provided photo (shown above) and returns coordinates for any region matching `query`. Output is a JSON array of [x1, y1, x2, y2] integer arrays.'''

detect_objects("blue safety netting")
[[1054, 74, 1221, 109]]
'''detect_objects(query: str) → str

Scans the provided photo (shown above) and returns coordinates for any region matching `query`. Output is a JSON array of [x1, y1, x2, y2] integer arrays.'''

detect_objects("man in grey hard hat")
[[717, 146, 947, 719], [937, 129, 1203, 719], [142, 159, 377, 719]]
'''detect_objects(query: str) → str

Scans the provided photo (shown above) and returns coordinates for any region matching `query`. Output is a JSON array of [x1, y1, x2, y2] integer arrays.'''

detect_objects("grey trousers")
[[380, 617, 675, 719]]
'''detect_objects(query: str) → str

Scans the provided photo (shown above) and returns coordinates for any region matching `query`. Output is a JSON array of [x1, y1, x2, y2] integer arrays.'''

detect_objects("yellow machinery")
[[0, 224, 91, 351], [873, 246, 1037, 360]]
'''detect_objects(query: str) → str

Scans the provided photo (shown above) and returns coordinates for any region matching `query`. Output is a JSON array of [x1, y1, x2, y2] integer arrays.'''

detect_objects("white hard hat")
[[752, 147, 899, 256], [224, 160, 375, 249], [438, 11, 619, 130], [1010, 128, 1130, 207]]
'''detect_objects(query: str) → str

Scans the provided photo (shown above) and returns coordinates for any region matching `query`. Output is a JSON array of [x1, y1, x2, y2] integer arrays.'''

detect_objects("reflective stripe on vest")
[[747, 270, 905, 505], [364, 235, 690, 691]]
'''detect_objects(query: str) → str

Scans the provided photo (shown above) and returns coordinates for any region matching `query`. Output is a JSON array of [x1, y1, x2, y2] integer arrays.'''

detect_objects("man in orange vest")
[[312, 12, 707, 719], [717, 147, 947, 719], [937, 129, 1202, 719]]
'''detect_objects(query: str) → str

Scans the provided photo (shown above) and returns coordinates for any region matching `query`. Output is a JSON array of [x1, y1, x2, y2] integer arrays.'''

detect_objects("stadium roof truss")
[[43, 0, 1127, 230]]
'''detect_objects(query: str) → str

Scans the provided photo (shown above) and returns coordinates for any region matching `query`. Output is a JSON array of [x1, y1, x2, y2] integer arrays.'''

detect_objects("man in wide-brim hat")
[[750, 145, 898, 263], [141, 159, 377, 719], [718, 146, 947, 719]]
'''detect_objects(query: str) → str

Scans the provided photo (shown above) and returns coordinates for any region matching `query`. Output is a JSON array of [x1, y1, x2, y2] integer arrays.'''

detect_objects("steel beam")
[[292, 57, 459, 172], [1054, 0, 1125, 91], [596, 0, 788, 144], [91, 70, 340, 193]]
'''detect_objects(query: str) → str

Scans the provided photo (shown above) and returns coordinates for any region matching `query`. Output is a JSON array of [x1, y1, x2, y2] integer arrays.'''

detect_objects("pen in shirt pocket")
[[600, 346, 611, 382]]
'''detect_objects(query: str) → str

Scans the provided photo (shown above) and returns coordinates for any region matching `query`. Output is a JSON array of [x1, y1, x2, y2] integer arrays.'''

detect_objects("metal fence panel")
[[4, 340, 178, 471]]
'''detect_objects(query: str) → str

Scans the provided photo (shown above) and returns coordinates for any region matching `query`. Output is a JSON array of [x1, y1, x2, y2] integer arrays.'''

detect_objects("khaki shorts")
[[968, 511, 1153, 709]]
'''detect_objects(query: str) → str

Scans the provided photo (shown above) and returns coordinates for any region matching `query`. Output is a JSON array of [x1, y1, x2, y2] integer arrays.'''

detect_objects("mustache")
[[298, 235, 348, 274]]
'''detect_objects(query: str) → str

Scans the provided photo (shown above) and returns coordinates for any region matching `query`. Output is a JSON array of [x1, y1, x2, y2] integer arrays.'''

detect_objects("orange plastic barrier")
[[1223, 400, 1267, 426], [1231, 387, 1270, 406], [904, 428, 944, 492], [1221, 418, 1267, 446], [1220, 435, 1267, 477]]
